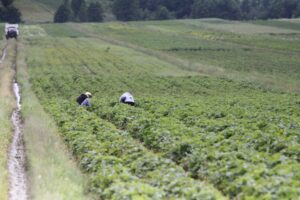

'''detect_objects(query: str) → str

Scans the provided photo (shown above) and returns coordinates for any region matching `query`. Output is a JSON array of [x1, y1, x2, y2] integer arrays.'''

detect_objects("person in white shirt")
[[119, 92, 135, 106]]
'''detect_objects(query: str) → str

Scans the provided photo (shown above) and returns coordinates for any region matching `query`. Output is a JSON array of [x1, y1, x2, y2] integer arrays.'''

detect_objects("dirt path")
[[8, 81, 27, 200], [5, 41, 28, 200]]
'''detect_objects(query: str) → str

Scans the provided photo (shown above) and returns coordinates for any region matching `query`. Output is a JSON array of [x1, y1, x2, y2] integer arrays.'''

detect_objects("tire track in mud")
[[0, 44, 7, 65], [5, 42, 28, 200]]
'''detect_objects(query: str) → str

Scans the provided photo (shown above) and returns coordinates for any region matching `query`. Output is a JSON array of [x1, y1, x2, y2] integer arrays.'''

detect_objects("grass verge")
[[17, 40, 90, 200], [0, 40, 16, 200], [0, 99, 12, 200]]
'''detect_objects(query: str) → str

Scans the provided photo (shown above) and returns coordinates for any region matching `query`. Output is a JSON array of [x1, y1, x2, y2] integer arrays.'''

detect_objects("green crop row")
[[43, 99, 224, 199], [90, 98, 300, 199], [136, 97, 300, 159]]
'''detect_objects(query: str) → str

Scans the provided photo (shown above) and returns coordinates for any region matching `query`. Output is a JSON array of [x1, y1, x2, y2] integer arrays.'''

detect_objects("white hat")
[[85, 92, 92, 98]]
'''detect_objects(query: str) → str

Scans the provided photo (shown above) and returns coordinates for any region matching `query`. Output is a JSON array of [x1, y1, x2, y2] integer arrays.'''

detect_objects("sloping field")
[[253, 19, 300, 31], [68, 19, 300, 92], [15, 0, 111, 23], [15, 0, 55, 23], [18, 19, 300, 199]]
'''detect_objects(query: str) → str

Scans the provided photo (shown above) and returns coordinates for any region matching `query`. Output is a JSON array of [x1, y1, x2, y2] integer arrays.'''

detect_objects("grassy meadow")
[[15, 0, 55, 23], [16, 19, 300, 199]]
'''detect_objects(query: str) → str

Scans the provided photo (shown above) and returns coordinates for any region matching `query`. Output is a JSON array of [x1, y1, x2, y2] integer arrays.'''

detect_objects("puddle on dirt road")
[[0, 46, 6, 64], [8, 80, 28, 200]]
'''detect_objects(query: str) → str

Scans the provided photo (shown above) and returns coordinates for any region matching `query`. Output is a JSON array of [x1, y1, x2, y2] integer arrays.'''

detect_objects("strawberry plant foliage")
[[25, 27, 300, 199]]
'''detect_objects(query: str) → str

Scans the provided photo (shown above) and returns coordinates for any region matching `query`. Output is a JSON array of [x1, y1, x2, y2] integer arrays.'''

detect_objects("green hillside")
[[15, 0, 56, 23], [15, 19, 300, 199]]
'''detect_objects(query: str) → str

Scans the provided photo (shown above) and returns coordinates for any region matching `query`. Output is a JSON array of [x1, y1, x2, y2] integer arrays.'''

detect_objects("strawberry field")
[[22, 20, 300, 199]]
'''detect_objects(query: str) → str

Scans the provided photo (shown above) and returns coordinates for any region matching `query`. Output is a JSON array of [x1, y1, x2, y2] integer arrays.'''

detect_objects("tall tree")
[[3, 5, 21, 23], [281, 0, 299, 18], [0, 7, 5, 20], [78, 1, 87, 22], [294, 2, 300, 17], [112, 0, 140, 21], [139, 0, 148, 10], [192, 0, 218, 18], [54, 0, 72, 23], [87, 2, 104, 22], [1, 0, 13, 7], [240, 0, 251, 14], [146, 0, 161, 12], [216, 0, 240, 20], [162, 0, 193, 18], [155, 6, 172, 20], [71, 0, 85, 19]]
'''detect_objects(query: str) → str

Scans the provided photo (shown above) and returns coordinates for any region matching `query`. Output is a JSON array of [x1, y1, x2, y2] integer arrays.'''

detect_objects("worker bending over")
[[77, 92, 92, 106], [120, 92, 135, 106]]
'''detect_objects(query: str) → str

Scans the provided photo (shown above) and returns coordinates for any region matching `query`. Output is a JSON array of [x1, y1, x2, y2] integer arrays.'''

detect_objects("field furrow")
[[90, 99, 300, 198]]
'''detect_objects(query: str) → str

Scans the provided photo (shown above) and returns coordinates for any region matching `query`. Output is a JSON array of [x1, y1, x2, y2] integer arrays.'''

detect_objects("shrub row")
[[45, 100, 224, 199], [91, 98, 300, 199], [136, 97, 300, 161]]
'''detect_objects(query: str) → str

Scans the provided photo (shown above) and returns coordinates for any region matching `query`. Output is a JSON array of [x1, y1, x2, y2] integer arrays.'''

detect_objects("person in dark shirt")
[[76, 92, 92, 106]]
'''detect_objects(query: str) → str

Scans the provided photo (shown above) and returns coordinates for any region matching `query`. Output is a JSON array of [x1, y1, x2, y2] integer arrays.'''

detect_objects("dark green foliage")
[[71, 0, 84, 18], [54, 3, 72, 23], [87, 2, 103, 22], [112, 0, 140, 21], [295, 3, 300, 17], [1, 0, 13, 7], [218, 0, 241, 20], [191, 0, 218, 18], [0, 7, 5, 20], [240, 0, 300, 19], [267, 0, 289, 19], [278, 0, 299, 18], [0, 0, 22, 23], [54, 0, 104, 22], [2, 5, 21, 23], [155, 6, 172, 20], [78, 1, 87, 22], [54, 0, 300, 21], [192, 0, 240, 20], [144, 0, 300, 20]]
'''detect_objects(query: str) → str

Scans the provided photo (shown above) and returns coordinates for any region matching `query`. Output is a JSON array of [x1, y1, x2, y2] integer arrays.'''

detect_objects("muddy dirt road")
[[4, 42, 28, 200]]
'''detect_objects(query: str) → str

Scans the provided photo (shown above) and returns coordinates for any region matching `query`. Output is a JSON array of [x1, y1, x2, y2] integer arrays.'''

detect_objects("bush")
[[155, 6, 172, 20], [1, 5, 21, 23], [54, 4, 72, 23], [87, 2, 103, 22]]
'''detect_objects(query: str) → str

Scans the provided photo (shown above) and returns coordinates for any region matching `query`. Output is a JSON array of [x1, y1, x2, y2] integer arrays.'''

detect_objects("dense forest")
[[55, 0, 300, 22], [113, 0, 300, 20]]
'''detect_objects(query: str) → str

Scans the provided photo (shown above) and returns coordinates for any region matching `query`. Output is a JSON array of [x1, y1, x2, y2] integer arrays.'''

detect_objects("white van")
[[5, 23, 19, 39]]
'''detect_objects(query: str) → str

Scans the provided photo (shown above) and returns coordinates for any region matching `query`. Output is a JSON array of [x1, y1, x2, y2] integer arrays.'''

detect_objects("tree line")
[[55, 0, 300, 22], [113, 0, 300, 21], [54, 0, 104, 23], [0, 0, 21, 23]]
